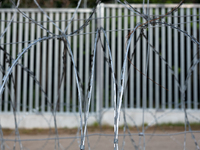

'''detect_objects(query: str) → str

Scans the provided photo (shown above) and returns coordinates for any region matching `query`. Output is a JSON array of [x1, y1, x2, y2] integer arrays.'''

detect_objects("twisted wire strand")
[[0, 0, 200, 150]]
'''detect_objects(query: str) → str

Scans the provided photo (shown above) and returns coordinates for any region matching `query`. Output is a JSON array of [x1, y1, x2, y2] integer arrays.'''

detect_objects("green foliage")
[[1, 0, 200, 8], [157, 122, 200, 127], [1, 0, 71, 8], [1, 0, 13, 8], [91, 121, 99, 127]]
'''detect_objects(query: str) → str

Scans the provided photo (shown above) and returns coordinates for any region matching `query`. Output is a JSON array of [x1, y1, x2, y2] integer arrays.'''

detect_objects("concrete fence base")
[[1, 109, 199, 129]]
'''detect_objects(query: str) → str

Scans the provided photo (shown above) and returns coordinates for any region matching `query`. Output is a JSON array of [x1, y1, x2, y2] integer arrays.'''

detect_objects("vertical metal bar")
[[174, 10, 178, 109], [66, 12, 71, 112], [4, 12, 11, 113], [186, 8, 191, 109], [142, 6, 147, 148], [60, 12, 65, 113], [111, 8, 116, 108], [17, 13, 23, 112], [85, 13, 90, 110], [0, 11, 5, 112], [130, 10, 134, 108], [29, 12, 35, 112], [199, 8, 200, 110], [53, 12, 59, 111], [124, 8, 128, 108], [35, 12, 41, 112], [180, 8, 185, 109], [91, 13, 95, 112], [117, 7, 122, 91], [142, 10, 147, 109], [41, 13, 47, 113], [193, 8, 197, 109], [72, 14, 77, 113], [149, 8, 153, 109], [167, 8, 172, 109], [136, 8, 141, 109], [11, 14, 17, 112], [96, 3, 104, 120], [83, 0, 87, 8], [105, 8, 110, 108], [23, 12, 29, 112], [155, 8, 159, 109], [79, 12, 83, 110], [161, 8, 166, 110], [47, 12, 53, 112]]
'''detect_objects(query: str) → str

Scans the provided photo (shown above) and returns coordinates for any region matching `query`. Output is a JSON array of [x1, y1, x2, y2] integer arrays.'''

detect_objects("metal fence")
[[0, 3, 200, 113]]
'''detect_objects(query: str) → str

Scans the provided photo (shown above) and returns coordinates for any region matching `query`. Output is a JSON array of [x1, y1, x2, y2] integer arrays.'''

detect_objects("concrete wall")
[[1, 109, 199, 129]]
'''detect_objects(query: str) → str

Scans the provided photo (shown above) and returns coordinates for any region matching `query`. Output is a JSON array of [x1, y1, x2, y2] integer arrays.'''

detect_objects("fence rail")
[[0, 4, 200, 114]]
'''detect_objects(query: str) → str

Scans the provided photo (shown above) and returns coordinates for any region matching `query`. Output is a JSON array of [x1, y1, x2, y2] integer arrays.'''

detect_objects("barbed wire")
[[0, 19, 199, 46], [0, 0, 200, 149]]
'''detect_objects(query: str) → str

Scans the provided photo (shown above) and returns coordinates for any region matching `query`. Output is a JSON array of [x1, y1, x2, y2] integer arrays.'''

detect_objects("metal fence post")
[[96, 3, 104, 122]]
